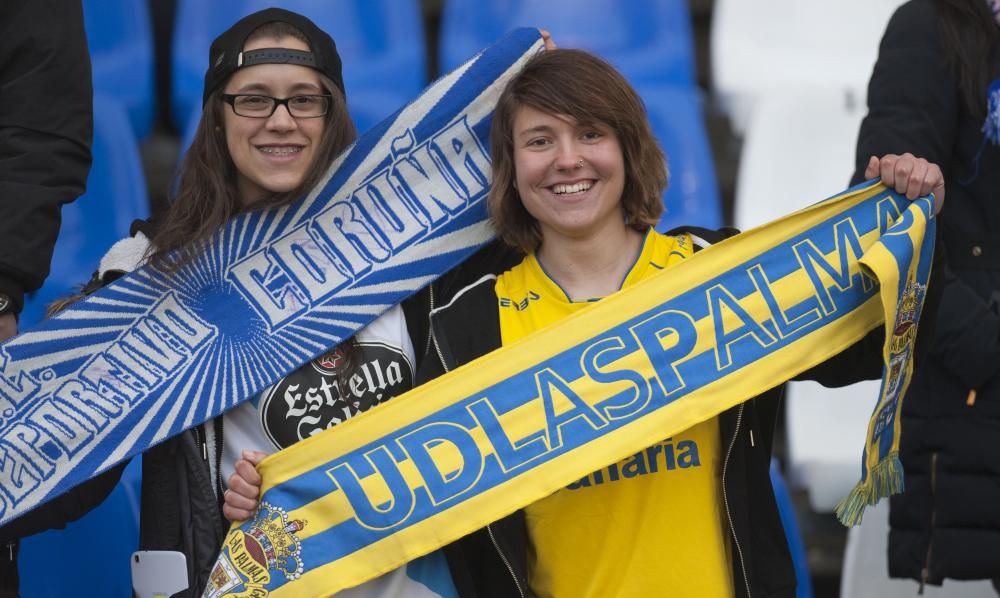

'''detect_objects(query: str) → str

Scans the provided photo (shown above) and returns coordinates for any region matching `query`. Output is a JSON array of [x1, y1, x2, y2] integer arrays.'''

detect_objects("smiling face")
[[512, 105, 626, 244], [223, 36, 327, 206]]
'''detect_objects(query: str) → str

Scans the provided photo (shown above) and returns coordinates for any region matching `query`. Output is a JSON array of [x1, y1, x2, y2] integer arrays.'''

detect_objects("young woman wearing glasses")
[[70, 8, 457, 597]]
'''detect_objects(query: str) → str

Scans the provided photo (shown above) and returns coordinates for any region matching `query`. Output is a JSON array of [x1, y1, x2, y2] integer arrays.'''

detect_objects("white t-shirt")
[[215, 305, 456, 597]]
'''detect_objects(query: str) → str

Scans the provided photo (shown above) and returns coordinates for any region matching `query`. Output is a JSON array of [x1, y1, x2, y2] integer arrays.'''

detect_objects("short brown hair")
[[488, 49, 667, 253]]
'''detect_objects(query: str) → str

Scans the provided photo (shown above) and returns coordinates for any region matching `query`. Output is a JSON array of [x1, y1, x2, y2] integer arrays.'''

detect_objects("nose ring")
[[575, 159, 584, 169]]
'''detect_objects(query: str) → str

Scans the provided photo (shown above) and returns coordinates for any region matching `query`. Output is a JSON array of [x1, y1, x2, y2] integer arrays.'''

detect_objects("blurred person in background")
[[0, 1, 92, 595], [851, 0, 1000, 591]]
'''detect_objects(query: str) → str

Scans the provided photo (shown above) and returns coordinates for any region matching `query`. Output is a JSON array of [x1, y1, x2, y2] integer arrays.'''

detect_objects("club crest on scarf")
[[205, 502, 307, 598], [877, 279, 925, 438]]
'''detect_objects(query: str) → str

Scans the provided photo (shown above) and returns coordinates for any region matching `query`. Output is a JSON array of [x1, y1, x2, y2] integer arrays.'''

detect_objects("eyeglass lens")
[[231, 95, 329, 118]]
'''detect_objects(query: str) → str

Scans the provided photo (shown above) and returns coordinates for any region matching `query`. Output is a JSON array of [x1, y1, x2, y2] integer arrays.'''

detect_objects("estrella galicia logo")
[[259, 342, 412, 448]]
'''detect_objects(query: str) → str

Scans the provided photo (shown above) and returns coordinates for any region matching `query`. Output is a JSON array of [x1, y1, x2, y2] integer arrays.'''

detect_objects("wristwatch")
[[0, 293, 14, 317]]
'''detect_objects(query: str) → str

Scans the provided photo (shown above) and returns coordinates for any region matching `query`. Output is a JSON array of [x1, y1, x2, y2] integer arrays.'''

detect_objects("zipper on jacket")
[[918, 452, 939, 594], [195, 424, 208, 462], [429, 298, 524, 598], [424, 284, 436, 359], [429, 296, 449, 381], [214, 417, 226, 511], [6, 541, 13, 561], [428, 285, 453, 375], [487, 523, 526, 598], [722, 404, 752, 598]]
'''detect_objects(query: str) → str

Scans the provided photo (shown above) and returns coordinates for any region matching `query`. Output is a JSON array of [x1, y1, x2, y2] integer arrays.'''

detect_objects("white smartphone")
[[131, 550, 188, 598]]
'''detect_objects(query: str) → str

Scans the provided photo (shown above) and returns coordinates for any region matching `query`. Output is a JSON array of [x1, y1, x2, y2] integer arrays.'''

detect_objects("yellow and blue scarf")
[[206, 181, 935, 597]]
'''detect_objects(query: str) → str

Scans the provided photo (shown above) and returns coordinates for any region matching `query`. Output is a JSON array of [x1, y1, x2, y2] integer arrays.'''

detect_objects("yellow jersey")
[[495, 230, 734, 598]]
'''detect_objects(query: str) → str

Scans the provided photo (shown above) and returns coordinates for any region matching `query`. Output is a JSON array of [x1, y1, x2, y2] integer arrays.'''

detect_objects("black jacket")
[[139, 424, 229, 597], [415, 231, 892, 598], [0, 0, 92, 313], [852, 0, 1000, 585], [0, 2, 92, 592]]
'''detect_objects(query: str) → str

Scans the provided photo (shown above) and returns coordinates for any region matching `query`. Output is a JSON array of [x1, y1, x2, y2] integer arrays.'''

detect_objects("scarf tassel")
[[835, 454, 905, 526]]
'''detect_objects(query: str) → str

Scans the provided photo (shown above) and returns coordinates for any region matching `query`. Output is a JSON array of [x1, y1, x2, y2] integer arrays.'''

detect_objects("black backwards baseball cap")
[[202, 7, 345, 106]]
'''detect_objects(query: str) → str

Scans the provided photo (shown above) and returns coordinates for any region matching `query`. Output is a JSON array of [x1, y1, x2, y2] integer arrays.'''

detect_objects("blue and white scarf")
[[0, 28, 544, 528]]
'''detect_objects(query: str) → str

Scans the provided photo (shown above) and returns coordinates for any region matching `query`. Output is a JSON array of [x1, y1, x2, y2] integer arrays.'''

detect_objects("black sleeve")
[[0, 0, 93, 311], [851, 0, 1000, 389], [850, 0, 958, 185], [0, 463, 125, 543], [924, 258, 1000, 389], [794, 327, 885, 387]]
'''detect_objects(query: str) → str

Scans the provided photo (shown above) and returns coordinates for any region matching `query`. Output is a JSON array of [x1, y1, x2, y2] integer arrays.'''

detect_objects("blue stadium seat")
[[771, 459, 814, 598], [18, 96, 150, 329], [639, 85, 723, 232], [83, 0, 156, 139], [439, 0, 695, 87], [19, 458, 141, 597], [171, 0, 427, 135]]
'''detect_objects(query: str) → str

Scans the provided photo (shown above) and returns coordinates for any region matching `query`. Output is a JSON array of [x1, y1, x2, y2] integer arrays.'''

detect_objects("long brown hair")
[[149, 21, 356, 271], [146, 21, 363, 388], [936, 0, 1000, 120], [488, 49, 667, 253]]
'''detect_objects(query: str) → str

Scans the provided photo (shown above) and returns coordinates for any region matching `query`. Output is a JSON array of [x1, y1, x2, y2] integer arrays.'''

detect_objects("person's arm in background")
[[0, 3, 93, 592], [0, 465, 126, 541], [851, 1, 959, 178], [0, 0, 93, 341], [851, 0, 1000, 394]]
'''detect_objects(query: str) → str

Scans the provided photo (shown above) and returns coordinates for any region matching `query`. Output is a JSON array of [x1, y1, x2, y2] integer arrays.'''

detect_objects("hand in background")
[[866, 153, 945, 215]]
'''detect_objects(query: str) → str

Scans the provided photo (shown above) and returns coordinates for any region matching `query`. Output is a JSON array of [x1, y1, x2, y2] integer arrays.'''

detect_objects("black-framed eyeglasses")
[[222, 94, 331, 118]]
